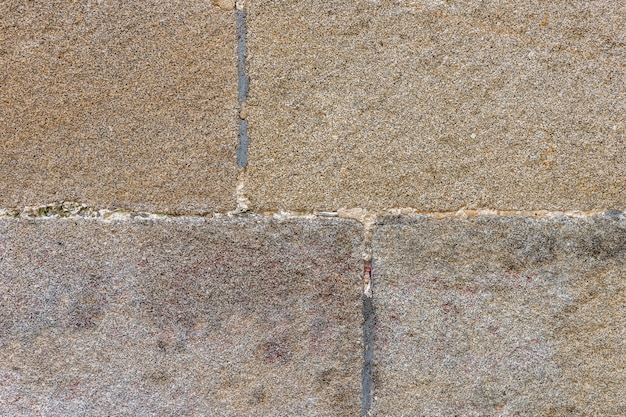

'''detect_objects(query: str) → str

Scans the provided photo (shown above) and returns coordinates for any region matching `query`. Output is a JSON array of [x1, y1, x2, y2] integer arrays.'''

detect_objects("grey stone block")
[[0, 1, 238, 213], [0, 217, 363, 416], [245, 0, 625, 211], [372, 214, 626, 416]]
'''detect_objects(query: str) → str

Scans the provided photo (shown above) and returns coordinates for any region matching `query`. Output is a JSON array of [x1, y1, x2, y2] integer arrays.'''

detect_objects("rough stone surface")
[[245, 0, 625, 211], [0, 217, 362, 416], [0, 1, 238, 214], [372, 214, 626, 416]]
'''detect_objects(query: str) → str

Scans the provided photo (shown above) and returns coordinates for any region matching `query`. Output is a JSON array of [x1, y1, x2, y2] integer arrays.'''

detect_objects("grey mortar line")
[[362, 261, 375, 417], [236, 3, 250, 168], [359, 212, 376, 417]]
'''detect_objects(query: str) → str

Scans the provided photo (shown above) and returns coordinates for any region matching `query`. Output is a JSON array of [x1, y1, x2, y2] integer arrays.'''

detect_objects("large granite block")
[[245, 0, 625, 211], [0, 1, 238, 213], [0, 217, 362, 416], [372, 214, 626, 416]]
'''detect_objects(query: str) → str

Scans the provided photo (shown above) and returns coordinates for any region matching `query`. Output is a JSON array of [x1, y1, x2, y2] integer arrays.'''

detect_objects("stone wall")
[[1, 1, 624, 415]]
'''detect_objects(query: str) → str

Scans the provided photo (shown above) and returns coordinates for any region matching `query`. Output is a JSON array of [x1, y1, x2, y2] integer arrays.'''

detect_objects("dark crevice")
[[362, 261, 375, 416], [236, 7, 249, 168]]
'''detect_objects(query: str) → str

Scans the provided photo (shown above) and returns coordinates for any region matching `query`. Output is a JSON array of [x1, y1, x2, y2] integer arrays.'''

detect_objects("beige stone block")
[[246, 0, 625, 211], [0, 1, 238, 213], [0, 217, 362, 416], [372, 214, 626, 415]]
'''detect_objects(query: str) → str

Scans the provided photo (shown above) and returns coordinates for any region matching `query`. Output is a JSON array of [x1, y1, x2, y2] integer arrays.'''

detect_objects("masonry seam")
[[2, 204, 624, 222], [236, 1, 249, 168], [362, 259, 375, 417]]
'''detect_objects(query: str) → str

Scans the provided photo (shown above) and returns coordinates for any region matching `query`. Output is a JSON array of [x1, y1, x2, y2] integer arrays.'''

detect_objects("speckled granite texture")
[[245, 0, 625, 211], [0, 217, 362, 416], [2, 0, 625, 415], [372, 214, 626, 416], [0, 1, 238, 213]]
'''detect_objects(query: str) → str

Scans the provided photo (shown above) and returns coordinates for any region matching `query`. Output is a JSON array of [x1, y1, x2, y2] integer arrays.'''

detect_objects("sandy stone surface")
[[245, 0, 625, 211], [0, 1, 238, 214], [372, 213, 626, 416], [0, 217, 362, 416]]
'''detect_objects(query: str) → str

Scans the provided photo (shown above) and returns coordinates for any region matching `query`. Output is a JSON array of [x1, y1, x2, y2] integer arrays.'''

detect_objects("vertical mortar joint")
[[236, 2, 249, 168], [362, 259, 375, 416]]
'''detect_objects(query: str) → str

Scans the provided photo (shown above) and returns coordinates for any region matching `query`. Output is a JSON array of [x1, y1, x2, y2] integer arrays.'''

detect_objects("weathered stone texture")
[[0, 217, 362, 416], [246, 0, 625, 211], [372, 214, 626, 416], [0, 1, 238, 213]]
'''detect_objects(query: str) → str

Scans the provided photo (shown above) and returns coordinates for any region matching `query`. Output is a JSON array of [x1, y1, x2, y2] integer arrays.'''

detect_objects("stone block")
[[245, 0, 625, 211], [372, 214, 626, 415], [0, 217, 362, 416], [0, 1, 238, 213]]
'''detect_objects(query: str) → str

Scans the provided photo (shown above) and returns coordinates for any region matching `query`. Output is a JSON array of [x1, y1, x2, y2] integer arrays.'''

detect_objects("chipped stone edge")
[[234, 169, 251, 213]]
